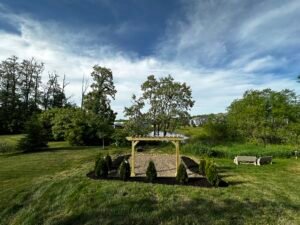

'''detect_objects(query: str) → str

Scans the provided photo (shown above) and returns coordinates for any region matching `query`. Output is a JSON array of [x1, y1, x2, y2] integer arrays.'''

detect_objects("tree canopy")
[[124, 75, 194, 136]]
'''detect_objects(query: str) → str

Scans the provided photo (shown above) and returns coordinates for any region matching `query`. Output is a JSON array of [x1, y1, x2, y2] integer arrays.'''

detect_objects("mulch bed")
[[87, 171, 217, 187]]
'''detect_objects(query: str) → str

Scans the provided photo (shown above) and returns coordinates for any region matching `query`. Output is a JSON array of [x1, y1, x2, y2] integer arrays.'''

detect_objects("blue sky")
[[0, 0, 299, 118]]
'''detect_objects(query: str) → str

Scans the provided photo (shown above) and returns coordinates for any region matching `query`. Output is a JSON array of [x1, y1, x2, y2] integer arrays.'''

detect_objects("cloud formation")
[[0, 1, 299, 118]]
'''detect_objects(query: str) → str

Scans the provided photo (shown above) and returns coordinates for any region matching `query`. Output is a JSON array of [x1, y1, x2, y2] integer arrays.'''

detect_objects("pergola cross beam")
[[126, 136, 185, 177]]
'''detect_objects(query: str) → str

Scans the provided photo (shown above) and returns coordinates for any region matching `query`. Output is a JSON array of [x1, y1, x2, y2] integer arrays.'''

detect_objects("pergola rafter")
[[126, 136, 185, 176]]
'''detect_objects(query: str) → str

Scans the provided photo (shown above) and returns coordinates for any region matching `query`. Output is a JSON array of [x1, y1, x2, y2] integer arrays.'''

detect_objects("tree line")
[[0, 56, 70, 134], [198, 89, 300, 146]]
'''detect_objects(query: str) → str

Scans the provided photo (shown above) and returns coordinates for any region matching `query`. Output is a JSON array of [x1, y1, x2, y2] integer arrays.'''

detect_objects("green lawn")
[[0, 138, 299, 224]]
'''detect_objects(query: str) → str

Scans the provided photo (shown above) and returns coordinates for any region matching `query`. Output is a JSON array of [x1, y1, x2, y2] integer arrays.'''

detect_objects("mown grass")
[[0, 135, 24, 154], [0, 136, 299, 225]]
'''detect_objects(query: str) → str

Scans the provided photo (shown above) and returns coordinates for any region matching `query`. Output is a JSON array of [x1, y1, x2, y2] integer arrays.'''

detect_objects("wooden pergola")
[[126, 136, 185, 176]]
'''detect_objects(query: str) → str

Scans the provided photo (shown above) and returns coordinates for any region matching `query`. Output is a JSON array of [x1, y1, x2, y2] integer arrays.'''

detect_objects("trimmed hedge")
[[146, 160, 157, 182], [105, 154, 112, 171], [205, 160, 219, 187], [119, 160, 131, 181], [176, 163, 188, 184], [95, 158, 108, 178], [199, 158, 206, 175]]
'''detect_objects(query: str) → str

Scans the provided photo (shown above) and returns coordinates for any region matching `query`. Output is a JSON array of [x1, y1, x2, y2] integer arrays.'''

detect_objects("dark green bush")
[[17, 116, 48, 152], [205, 159, 212, 174], [105, 155, 112, 171], [206, 163, 219, 187], [176, 163, 188, 184], [146, 160, 157, 182], [95, 158, 108, 178], [119, 160, 131, 181], [199, 158, 206, 175]]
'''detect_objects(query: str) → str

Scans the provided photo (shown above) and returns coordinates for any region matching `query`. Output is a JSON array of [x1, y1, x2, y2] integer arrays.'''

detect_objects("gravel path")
[[128, 153, 200, 177]]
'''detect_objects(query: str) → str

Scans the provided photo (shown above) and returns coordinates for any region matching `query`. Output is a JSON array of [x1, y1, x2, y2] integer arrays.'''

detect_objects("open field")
[[0, 136, 299, 225]]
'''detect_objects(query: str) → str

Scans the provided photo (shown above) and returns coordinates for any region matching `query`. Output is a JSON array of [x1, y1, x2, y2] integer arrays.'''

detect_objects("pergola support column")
[[172, 141, 180, 176], [131, 140, 139, 176]]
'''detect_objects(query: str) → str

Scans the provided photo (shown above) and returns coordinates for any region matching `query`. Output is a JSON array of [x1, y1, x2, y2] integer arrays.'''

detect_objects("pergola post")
[[172, 141, 180, 176], [131, 140, 139, 176]]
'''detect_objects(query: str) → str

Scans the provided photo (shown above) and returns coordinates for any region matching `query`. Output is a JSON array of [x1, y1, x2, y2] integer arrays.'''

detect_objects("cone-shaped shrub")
[[146, 160, 157, 182], [205, 159, 213, 175], [105, 154, 112, 170], [95, 158, 108, 178], [206, 163, 219, 187], [119, 160, 131, 181], [176, 163, 188, 184], [199, 158, 206, 175]]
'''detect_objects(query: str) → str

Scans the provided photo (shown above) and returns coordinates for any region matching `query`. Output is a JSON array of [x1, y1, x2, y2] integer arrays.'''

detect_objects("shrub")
[[95, 158, 108, 178], [146, 161, 157, 182], [176, 163, 188, 184], [17, 116, 48, 152], [199, 158, 206, 175], [206, 163, 219, 187], [105, 155, 112, 171], [183, 142, 224, 157], [205, 159, 213, 174], [119, 160, 131, 181]]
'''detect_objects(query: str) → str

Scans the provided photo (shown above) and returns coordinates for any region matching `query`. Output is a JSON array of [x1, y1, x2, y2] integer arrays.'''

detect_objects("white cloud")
[[0, 1, 299, 119]]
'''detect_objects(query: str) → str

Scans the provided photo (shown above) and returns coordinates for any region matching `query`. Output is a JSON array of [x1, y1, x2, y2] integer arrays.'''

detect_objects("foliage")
[[182, 142, 224, 157], [17, 116, 48, 152], [202, 113, 235, 143], [118, 160, 131, 181], [95, 157, 108, 178], [105, 154, 112, 171], [124, 75, 194, 136], [84, 66, 116, 124], [227, 89, 300, 145], [146, 160, 157, 182], [176, 163, 188, 184], [112, 128, 130, 147], [41, 73, 70, 110], [205, 161, 220, 187], [40, 107, 114, 146], [199, 158, 206, 175]]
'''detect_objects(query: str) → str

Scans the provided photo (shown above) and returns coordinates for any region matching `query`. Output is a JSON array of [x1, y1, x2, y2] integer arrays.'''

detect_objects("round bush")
[[199, 158, 206, 175], [146, 160, 157, 182], [95, 158, 108, 178], [119, 160, 131, 181], [105, 154, 112, 170], [176, 163, 188, 184], [206, 163, 219, 187]]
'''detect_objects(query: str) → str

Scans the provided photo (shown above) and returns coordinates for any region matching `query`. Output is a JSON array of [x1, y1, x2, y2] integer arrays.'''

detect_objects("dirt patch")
[[128, 153, 201, 177]]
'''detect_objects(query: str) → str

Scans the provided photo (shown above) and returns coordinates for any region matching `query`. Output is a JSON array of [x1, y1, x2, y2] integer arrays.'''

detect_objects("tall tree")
[[19, 58, 44, 114], [84, 66, 117, 122], [0, 56, 21, 133], [125, 75, 194, 136], [42, 73, 69, 110], [83, 66, 117, 147]]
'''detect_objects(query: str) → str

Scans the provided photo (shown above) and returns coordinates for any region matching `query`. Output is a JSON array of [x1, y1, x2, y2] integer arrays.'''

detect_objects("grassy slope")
[[0, 138, 299, 225]]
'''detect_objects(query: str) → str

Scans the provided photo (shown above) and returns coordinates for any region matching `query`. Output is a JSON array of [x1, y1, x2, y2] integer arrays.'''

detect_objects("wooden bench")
[[257, 156, 272, 165], [234, 156, 257, 165]]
